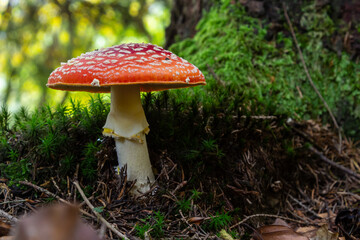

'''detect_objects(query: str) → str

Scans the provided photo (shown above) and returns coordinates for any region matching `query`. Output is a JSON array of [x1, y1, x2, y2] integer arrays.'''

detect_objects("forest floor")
[[1, 116, 359, 239]]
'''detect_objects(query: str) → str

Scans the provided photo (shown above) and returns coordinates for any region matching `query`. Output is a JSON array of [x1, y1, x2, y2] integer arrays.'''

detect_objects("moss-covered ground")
[[0, 0, 360, 239]]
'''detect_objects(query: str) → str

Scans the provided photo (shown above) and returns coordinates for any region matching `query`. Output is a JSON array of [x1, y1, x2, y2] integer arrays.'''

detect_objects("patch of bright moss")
[[169, 0, 360, 139]]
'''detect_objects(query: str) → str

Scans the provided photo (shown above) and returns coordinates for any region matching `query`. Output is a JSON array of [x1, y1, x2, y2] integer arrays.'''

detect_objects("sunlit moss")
[[170, 0, 360, 138]]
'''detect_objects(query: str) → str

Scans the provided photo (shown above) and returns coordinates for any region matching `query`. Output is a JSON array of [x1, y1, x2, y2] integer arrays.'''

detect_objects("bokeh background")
[[0, 0, 171, 111]]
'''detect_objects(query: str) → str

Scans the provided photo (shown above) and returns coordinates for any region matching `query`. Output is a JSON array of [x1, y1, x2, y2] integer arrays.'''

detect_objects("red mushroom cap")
[[47, 43, 206, 93]]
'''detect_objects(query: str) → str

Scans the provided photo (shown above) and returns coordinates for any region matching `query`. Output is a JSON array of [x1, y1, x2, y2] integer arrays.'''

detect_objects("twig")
[[282, 4, 342, 152], [287, 123, 324, 150], [337, 191, 360, 201], [19, 180, 95, 219], [286, 201, 316, 224], [229, 213, 313, 230], [337, 224, 357, 240], [73, 181, 129, 240], [51, 177, 61, 193], [240, 115, 277, 120], [0, 208, 18, 223], [288, 194, 321, 218], [179, 210, 197, 234], [287, 123, 359, 179], [19, 180, 63, 201], [0, 199, 30, 205], [135, 183, 158, 200], [171, 181, 187, 195], [309, 146, 360, 179]]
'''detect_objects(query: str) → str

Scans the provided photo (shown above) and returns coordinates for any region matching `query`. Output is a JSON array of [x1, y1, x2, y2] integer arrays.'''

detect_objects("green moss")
[[81, 141, 100, 182], [205, 211, 233, 231], [0, 158, 31, 186], [135, 211, 165, 239], [170, 0, 360, 139], [0, 95, 108, 185]]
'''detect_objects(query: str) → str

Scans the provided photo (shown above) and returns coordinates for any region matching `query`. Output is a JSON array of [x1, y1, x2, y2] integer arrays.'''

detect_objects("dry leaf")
[[259, 225, 294, 234], [273, 218, 291, 227], [296, 226, 318, 238], [254, 225, 309, 240], [188, 217, 205, 225], [310, 225, 338, 240], [295, 210, 306, 218]]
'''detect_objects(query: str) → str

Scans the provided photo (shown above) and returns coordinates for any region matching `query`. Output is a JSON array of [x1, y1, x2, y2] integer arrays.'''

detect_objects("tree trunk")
[[165, 0, 213, 48]]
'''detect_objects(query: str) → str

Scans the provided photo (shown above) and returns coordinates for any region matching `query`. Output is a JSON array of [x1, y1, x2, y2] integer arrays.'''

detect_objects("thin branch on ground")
[[0, 209, 18, 223], [240, 115, 277, 120], [309, 146, 360, 179], [229, 213, 314, 230], [288, 194, 321, 218], [73, 181, 129, 240], [179, 210, 196, 233], [19, 180, 65, 202], [19, 180, 95, 219], [282, 3, 342, 152]]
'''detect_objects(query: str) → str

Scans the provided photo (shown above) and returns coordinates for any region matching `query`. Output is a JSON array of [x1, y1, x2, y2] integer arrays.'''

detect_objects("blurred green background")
[[0, 0, 171, 112]]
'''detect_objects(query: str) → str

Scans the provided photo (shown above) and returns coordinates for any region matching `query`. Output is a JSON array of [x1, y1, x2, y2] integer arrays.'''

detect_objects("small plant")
[[185, 139, 225, 162], [135, 211, 165, 239], [229, 230, 241, 239], [0, 158, 31, 186], [202, 139, 217, 152], [7, 149, 19, 162], [176, 189, 203, 213], [202, 139, 225, 159], [150, 211, 165, 238], [82, 185, 94, 198], [205, 211, 232, 231], [59, 155, 76, 176], [39, 133, 57, 160], [0, 105, 10, 132], [190, 189, 202, 200], [135, 221, 152, 239], [0, 137, 9, 161], [81, 141, 100, 182], [176, 199, 192, 212]]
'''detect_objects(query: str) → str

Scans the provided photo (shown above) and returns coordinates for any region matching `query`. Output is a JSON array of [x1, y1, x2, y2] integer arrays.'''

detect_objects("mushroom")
[[47, 43, 206, 194]]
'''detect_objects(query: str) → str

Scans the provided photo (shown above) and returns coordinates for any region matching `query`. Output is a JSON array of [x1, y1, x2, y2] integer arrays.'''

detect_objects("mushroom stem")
[[103, 85, 155, 194], [114, 134, 154, 192]]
